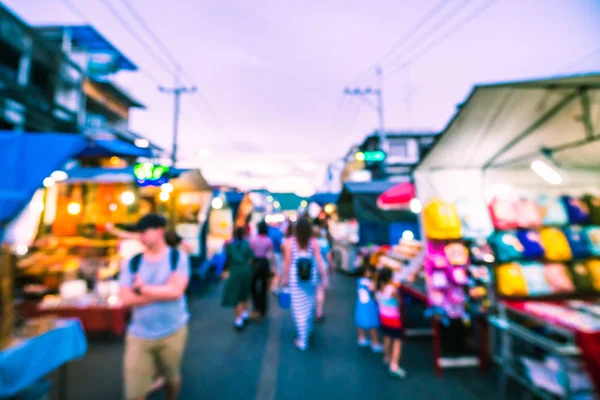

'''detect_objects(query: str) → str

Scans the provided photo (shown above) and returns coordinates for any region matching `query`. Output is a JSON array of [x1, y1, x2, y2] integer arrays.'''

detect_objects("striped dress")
[[289, 238, 319, 349]]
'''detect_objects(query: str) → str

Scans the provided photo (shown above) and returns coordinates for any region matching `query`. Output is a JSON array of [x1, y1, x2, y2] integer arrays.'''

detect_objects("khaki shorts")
[[124, 325, 188, 399]]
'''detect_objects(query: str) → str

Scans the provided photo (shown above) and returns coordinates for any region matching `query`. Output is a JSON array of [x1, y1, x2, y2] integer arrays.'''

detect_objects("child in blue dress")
[[355, 264, 382, 352]]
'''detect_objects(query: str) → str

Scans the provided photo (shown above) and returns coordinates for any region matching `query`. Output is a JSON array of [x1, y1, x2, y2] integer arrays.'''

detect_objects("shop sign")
[[133, 163, 169, 187]]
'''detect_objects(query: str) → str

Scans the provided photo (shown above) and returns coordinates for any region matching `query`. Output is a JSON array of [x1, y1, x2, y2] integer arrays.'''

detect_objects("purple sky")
[[5, 0, 600, 195]]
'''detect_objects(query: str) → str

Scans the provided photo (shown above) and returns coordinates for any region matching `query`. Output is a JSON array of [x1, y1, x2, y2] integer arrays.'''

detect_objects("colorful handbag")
[[563, 226, 590, 259], [537, 195, 569, 226], [450, 267, 469, 285], [489, 231, 524, 263], [423, 199, 462, 240], [517, 230, 546, 259], [540, 228, 572, 261], [426, 241, 452, 269], [431, 270, 449, 289], [455, 198, 494, 239], [583, 226, 600, 256], [516, 199, 543, 229], [489, 198, 518, 230], [583, 194, 600, 225], [585, 260, 600, 291], [544, 263, 575, 294], [520, 262, 552, 296], [567, 262, 595, 292], [561, 196, 591, 225], [496, 263, 528, 296], [443, 242, 470, 266]]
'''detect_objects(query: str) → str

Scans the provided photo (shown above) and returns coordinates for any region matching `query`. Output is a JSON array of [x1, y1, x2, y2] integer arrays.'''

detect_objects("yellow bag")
[[496, 263, 528, 296], [423, 199, 462, 240], [540, 228, 572, 261], [586, 260, 600, 291]]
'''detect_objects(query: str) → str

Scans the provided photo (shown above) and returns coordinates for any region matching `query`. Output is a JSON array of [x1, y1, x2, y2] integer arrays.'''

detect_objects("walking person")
[[313, 225, 331, 321], [118, 214, 190, 400], [250, 221, 274, 320], [268, 223, 284, 293], [281, 217, 328, 351], [221, 226, 254, 330]]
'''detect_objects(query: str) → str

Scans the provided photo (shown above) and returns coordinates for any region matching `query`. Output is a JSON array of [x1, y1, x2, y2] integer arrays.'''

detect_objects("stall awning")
[[79, 138, 153, 158], [310, 192, 339, 207], [337, 180, 417, 223], [417, 73, 600, 172], [377, 182, 415, 210], [0, 132, 86, 225], [64, 166, 188, 184]]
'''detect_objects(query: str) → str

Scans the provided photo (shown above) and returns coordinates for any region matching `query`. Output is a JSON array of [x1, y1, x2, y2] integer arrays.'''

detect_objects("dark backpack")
[[296, 257, 314, 281], [130, 247, 180, 275]]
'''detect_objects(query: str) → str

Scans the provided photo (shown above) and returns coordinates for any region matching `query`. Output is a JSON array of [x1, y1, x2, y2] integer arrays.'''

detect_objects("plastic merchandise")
[[540, 228, 572, 261], [563, 226, 590, 259], [489, 198, 518, 230], [515, 198, 543, 229], [423, 199, 462, 240], [496, 263, 528, 296], [583, 226, 600, 256], [520, 262, 552, 296], [517, 230, 545, 259], [543, 263, 576, 294], [561, 196, 591, 225], [537, 195, 569, 226], [489, 231, 524, 263]]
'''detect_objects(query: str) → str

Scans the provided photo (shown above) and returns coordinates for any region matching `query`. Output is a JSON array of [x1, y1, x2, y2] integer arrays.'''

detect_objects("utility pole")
[[159, 67, 197, 166]]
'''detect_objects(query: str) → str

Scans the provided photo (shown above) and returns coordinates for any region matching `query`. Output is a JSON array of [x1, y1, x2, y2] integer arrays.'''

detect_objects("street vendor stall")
[[414, 73, 600, 396], [1, 132, 88, 399]]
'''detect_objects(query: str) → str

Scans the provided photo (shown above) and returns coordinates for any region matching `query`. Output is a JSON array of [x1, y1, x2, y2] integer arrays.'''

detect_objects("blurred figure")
[[281, 218, 328, 351], [221, 227, 254, 330], [313, 225, 331, 321], [354, 264, 382, 352], [250, 221, 274, 320], [376, 268, 406, 379], [268, 223, 284, 293]]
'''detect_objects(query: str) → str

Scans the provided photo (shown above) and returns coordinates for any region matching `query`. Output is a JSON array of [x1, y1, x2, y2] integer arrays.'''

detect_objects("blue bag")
[[278, 288, 291, 309], [561, 196, 591, 225], [564, 226, 590, 259], [489, 231, 524, 263], [517, 230, 545, 259]]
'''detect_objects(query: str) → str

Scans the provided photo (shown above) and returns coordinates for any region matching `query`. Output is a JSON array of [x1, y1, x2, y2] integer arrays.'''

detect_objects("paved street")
[[64, 274, 504, 400]]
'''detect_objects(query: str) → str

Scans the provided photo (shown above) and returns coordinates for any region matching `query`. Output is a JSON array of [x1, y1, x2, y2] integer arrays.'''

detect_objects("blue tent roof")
[[310, 192, 339, 206], [78, 138, 153, 158], [64, 166, 187, 183], [0, 132, 86, 226]]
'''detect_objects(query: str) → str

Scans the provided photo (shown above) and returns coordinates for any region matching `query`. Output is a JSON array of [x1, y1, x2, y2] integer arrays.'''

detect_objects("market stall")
[[334, 180, 419, 273], [1, 132, 88, 399], [414, 73, 600, 395]]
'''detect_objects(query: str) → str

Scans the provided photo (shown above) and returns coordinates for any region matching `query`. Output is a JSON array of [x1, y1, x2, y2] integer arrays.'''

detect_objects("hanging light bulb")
[[409, 198, 422, 214]]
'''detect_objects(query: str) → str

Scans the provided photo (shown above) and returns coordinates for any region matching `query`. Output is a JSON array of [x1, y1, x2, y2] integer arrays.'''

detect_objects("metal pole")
[[376, 66, 385, 150]]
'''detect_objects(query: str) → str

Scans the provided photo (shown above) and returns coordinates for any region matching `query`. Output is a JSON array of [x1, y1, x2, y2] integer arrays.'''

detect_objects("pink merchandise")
[[489, 198, 518, 230]]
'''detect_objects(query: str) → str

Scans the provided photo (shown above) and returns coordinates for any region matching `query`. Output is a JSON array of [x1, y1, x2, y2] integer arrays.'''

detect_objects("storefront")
[[413, 73, 600, 394]]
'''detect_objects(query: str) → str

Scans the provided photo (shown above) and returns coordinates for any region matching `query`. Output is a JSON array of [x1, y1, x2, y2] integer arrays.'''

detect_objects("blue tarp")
[[64, 166, 188, 183], [0, 319, 87, 398], [78, 138, 152, 158], [310, 192, 339, 207], [0, 132, 86, 225]]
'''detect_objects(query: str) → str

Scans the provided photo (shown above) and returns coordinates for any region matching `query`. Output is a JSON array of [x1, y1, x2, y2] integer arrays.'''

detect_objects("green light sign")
[[133, 163, 169, 186], [363, 150, 386, 162]]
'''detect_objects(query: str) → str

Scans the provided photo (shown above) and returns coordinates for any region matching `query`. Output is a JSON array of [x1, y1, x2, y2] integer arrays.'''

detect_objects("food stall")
[[413, 73, 600, 395], [1, 132, 88, 399]]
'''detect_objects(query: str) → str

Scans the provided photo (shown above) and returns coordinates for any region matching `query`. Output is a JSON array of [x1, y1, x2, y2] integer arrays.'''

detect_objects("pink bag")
[[516, 199, 543, 229], [489, 198, 518, 230], [543, 264, 575, 294]]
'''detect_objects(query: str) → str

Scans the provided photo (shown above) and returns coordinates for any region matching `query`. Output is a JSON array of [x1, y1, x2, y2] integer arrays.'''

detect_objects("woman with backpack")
[[281, 217, 329, 351], [221, 226, 255, 330]]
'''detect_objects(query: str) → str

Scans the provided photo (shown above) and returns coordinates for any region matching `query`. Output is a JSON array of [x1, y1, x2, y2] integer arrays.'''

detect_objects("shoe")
[[389, 367, 406, 379], [371, 343, 383, 353], [294, 338, 308, 351], [357, 338, 370, 347], [234, 318, 245, 331], [241, 311, 250, 320]]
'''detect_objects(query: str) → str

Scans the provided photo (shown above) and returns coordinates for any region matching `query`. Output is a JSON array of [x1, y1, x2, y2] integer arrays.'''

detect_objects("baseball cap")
[[133, 213, 167, 232]]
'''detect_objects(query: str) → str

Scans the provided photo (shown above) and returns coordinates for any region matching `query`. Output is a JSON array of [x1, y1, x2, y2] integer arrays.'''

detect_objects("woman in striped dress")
[[282, 218, 328, 351]]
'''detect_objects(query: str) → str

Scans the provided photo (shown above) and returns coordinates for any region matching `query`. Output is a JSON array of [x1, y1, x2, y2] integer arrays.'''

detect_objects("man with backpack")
[[119, 214, 190, 400]]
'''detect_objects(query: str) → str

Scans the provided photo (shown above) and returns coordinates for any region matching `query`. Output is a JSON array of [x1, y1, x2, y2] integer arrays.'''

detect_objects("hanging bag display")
[[583, 194, 600, 225], [517, 230, 546, 260], [443, 242, 470, 266], [520, 262, 552, 296], [422, 199, 462, 240], [455, 198, 494, 239], [496, 263, 528, 297], [563, 226, 590, 259], [583, 226, 600, 256], [489, 231, 524, 263], [489, 198, 519, 230], [544, 263, 575, 294], [585, 260, 600, 291], [567, 262, 595, 293], [540, 228, 572, 261], [516, 198, 543, 229], [561, 196, 591, 225], [537, 195, 569, 226], [426, 240, 452, 269]]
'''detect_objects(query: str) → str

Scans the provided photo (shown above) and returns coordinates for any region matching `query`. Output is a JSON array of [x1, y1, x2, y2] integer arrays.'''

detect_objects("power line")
[[387, 0, 497, 78], [117, 0, 226, 135], [384, 0, 472, 69], [350, 0, 451, 82]]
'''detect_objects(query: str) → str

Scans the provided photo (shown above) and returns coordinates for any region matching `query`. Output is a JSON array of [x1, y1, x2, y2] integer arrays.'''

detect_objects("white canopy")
[[415, 73, 600, 204]]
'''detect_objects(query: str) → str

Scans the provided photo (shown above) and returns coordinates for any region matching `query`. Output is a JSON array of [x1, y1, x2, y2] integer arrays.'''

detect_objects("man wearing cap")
[[119, 214, 190, 400]]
